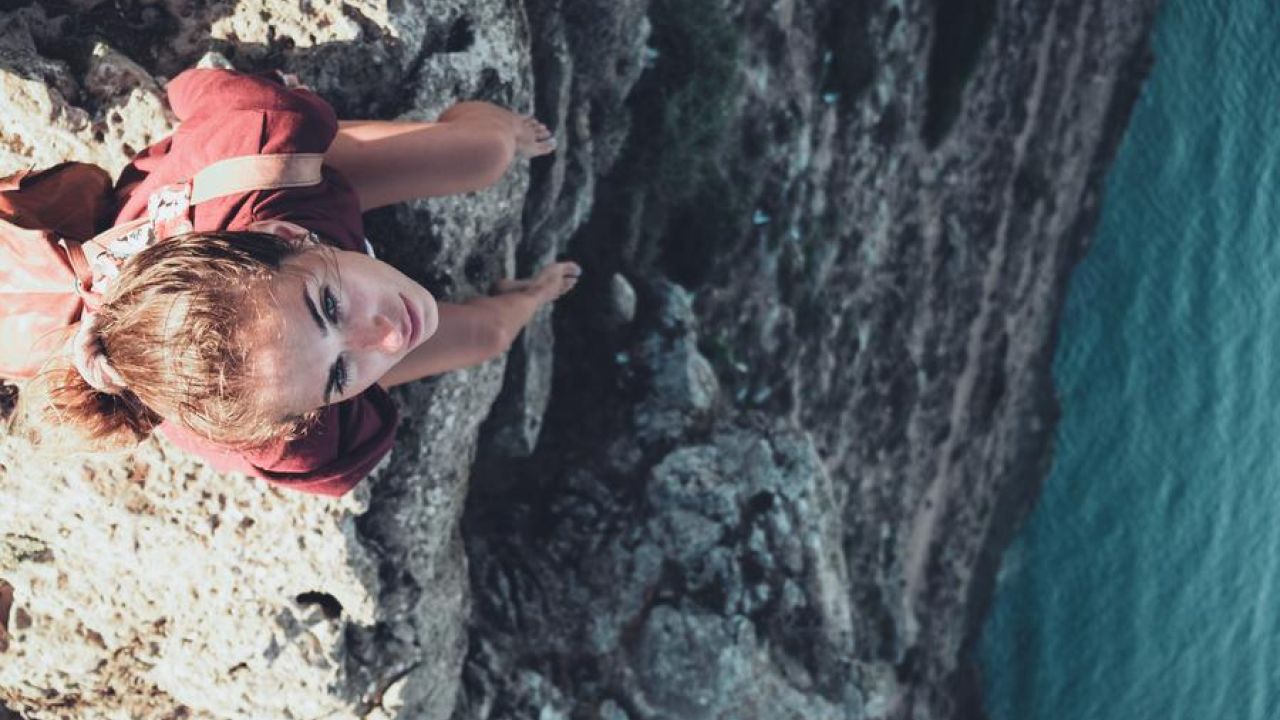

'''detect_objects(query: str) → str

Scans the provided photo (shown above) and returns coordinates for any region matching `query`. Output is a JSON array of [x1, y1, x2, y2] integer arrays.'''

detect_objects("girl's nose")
[[349, 312, 405, 354]]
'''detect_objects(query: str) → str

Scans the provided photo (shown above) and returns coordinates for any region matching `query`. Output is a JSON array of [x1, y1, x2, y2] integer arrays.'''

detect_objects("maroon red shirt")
[[113, 68, 397, 496]]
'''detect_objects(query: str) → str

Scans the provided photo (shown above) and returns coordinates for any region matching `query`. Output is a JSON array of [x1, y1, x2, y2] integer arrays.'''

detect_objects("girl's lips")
[[401, 293, 420, 348]]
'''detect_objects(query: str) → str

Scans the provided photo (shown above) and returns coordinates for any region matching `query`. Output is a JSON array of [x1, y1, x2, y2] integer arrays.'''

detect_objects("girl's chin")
[[418, 296, 440, 342]]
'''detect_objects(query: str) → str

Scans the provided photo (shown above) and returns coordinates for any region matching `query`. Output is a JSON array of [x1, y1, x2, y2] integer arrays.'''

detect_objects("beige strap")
[[189, 153, 324, 204], [84, 153, 324, 250]]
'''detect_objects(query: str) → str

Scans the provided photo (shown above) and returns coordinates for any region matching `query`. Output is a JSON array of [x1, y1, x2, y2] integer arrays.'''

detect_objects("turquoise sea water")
[[978, 1, 1280, 719]]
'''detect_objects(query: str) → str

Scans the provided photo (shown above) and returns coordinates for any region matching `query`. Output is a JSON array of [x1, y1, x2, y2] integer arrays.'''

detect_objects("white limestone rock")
[[0, 0, 541, 717]]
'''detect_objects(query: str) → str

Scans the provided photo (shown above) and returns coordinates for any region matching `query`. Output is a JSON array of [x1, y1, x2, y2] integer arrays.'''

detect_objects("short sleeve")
[[166, 68, 338, 150], [114, 68, 343, 226], [157, 384, 398, 497]]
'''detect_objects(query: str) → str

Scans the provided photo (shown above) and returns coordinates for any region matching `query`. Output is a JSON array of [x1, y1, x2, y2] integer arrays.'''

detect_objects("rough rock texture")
[[459, 280, 863, 720], [2, 1, 539, 718], [459, 0, 1162, 718], [0, 1, 1161, 719]]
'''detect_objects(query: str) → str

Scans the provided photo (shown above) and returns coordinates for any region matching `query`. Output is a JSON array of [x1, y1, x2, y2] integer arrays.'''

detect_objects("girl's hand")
[[492, 261, 581, 303], [436, 102, 556, 158], [515, 116, 556, 158]]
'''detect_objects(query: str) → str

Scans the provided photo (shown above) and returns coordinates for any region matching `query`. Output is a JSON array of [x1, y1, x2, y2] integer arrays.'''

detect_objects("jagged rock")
[[460, 257, 860, 718], [83, 42, 164, 107], [601, 272, 637, 329], [83, 42, 176, 167], [477, 310, 554, 458], [0, 7, 102, 175], [459, 1, 1161, 720], [461, 404, 859, 719], [627, 279, 720, 448], [0, 452, 380, 719], [598, 699, 629, 720]]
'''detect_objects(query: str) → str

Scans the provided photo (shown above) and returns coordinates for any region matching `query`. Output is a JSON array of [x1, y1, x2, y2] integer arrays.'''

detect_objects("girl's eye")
[[333, 357, 349, 395], [322, 286, 340, 323]]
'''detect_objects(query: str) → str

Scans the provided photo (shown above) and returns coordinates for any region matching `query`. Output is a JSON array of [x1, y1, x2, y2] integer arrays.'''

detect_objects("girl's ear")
[[244, 220, 317, 244]]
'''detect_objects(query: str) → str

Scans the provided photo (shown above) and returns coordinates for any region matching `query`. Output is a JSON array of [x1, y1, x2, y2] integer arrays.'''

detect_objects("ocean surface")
[[978, 1, 1280, 719]]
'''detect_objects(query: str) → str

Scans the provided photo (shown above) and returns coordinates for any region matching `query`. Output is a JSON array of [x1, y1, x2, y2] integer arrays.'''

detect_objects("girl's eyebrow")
[[302, 287, 328, 336], [323, 371, 336, 406], [302, 285, 337, 404]]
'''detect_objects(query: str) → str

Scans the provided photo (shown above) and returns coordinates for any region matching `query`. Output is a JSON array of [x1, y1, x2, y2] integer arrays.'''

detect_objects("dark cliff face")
[[463, 0, 1160, 718]]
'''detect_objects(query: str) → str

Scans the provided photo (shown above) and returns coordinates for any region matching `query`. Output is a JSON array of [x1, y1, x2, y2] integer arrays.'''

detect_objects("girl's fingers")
[[541, 261, 580, 299], [515, 116, 556, 157], [517, 140, 555, 159], [524, 140, 556, 158]]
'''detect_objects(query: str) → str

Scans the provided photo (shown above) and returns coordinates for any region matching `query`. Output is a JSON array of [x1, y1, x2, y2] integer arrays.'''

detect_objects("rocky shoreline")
[[456, 1, 1162, 718], [1, 1, 1161, 718]]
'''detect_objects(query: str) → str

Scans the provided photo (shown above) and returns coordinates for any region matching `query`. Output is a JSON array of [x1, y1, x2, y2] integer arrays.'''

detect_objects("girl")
[[15, 66, 579, 496]]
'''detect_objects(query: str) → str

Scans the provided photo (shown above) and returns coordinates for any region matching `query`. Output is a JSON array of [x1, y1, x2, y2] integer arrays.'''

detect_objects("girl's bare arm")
[[327, 104, 554, 211], [377, 262, 579, 388]]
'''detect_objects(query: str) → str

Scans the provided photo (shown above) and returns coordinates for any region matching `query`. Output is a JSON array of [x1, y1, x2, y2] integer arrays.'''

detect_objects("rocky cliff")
[[0, 1, 1160, 719]]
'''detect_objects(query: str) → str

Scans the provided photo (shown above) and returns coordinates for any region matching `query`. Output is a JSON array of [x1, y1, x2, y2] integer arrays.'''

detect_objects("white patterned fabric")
[[89, 222, 158, 295]]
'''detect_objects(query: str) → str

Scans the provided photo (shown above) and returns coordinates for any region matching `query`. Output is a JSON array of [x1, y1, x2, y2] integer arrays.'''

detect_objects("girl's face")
[[251, 235, 439, 417]]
